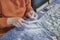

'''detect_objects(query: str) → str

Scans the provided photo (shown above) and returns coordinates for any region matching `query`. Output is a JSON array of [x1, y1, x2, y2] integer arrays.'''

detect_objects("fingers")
[[28, 12, 38, 20], [12, 18, 29, 27], [18, 18, 28, 24], [28, 13, 34, 19], [13, 22, 22, 27], [12, 20, 24, 27], [34, 13, 38, 19], [7, 18, 28, 27]]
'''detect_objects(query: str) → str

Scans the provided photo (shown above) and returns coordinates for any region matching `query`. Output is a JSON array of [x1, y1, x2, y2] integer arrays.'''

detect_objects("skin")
[[8, 10, 38, 28]]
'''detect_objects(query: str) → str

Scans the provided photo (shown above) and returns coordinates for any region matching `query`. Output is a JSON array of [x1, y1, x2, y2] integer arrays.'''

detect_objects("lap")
[[0, 22, 56, 40]]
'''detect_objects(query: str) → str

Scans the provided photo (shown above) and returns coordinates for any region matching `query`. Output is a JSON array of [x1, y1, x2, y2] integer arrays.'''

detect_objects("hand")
[[28, 11, 38, 20], [7, 18, 28, 27]]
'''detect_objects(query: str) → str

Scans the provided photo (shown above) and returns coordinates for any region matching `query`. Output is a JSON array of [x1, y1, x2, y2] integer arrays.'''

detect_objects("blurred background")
[[31, 0, 56, 11]]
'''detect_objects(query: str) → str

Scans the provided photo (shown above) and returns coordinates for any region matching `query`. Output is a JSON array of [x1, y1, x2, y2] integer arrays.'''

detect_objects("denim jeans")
[[0, 1, 60, 40], [0, 21, 56, 40]]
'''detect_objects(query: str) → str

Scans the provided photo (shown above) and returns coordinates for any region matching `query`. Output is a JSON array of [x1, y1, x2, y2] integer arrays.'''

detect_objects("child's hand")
[[28, 11, 38, 20], [7, 18, 28, 27]]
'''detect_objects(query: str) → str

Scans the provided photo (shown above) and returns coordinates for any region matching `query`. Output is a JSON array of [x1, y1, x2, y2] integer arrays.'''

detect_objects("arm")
[[0, 0, 17, 28], [25, 0, 33, 16], [0, 2, 8, 28], [0, 0, 28, 28], [25, 0, 38, 19]]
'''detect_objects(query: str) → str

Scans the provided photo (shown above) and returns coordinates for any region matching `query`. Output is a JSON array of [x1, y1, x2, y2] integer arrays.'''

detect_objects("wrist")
[[7, 18, 19, 25]]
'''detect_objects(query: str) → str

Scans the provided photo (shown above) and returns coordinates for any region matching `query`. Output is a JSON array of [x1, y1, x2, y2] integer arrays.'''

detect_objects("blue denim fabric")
[[37, 3, 60, 40], [0, 24, 55, 40], [54, 0, 60, 4], [0, 0, 60, 40]]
